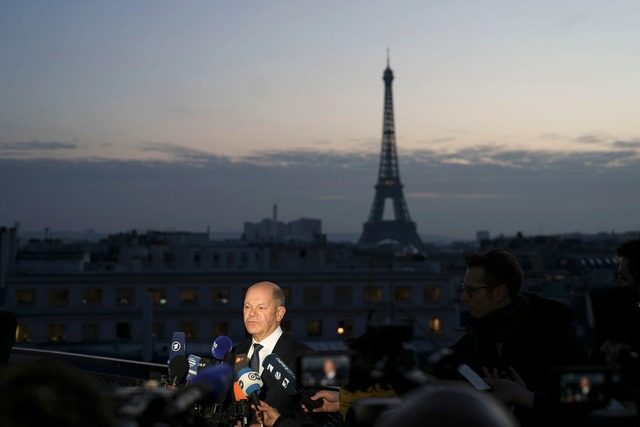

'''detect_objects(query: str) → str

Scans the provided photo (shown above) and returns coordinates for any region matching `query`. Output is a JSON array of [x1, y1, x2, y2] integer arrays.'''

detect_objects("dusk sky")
[[1, 1, 639, 241]]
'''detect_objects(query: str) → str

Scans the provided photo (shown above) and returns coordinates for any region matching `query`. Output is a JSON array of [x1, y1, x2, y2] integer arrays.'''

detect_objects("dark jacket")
[[231, 331, 330, 427], [450, 293, 589, 425]]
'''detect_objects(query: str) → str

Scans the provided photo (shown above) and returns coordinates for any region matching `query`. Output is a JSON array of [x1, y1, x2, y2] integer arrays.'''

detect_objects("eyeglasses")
[[460, 283, 500, 299]]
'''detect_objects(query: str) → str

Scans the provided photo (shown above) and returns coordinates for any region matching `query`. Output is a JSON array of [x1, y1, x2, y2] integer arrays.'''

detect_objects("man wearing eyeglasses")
[[450, 248, 589, 427]]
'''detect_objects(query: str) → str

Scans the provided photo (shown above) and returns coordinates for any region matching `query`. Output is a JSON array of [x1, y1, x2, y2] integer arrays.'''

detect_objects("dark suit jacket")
[[232, 331, 328, 427]]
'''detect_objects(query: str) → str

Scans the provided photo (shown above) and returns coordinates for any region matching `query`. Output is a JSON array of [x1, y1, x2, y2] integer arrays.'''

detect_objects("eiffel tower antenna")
[[357, 53, 424, 253]]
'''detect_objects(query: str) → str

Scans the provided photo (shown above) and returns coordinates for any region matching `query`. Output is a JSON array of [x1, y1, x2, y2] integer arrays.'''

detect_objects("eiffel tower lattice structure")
[[358, 54, 425, 253]]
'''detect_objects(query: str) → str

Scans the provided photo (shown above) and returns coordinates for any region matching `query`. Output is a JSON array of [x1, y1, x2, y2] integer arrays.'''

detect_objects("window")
[[50, 288, 69, 306], [180, 288, 198, 305], [182, 321, 197, 340], [337, 319, 353, 337], [153, 321, 165, 340], [16, 289, 35, 305], [281, 287, 292, 304], [394, 286, 411, 302], [49, 323, 66, 342], [334, 287, 353, 305], [117, 288, 135, 305], [211, 288, 230, 305], [149, 288, 167, 305], [212, 321, 229, 337], [428, 317, 444, 335], [16, 324, 31, 342], [304, 286, 322, 304], [307, 320, 322, 337], [83, 288, 102, 305], [423, 285, 442, 303], [364, 286, 382, 304], [83, 323, 99, 341], [116, 322, 132, 339]]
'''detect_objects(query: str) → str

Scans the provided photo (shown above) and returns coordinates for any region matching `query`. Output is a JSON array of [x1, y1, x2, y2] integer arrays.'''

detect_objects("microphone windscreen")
[[170, 354, 190, 380], [233, 381, 248, 401], [168, 331, 186, 375], [234, 353, 249, 376], [237, 367, 263, 397], [192, 363, 234, 403], [212, 335, 233, 360], [261, 353, 298, 395]]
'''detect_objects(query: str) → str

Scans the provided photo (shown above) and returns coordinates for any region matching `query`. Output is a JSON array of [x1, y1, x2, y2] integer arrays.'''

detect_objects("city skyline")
[[1, 1, 639, 241]]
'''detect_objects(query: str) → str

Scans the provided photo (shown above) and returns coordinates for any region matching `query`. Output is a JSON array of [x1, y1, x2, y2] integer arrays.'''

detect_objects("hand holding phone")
[[457, 363, 492, 391]]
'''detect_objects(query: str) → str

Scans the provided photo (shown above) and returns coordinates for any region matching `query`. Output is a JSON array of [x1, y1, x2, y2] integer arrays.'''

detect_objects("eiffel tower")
[[358, 53, 425, 252]]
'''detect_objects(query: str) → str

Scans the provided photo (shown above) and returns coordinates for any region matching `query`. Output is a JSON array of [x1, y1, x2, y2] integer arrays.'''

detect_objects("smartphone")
[[456, 363, 492, 391]]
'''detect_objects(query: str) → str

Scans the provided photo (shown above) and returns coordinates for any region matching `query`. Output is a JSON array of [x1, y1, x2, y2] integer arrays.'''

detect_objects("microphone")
[[262, 353, 323, 410], [168, 331, 186, 375], [261, 353, 297, 395], [235, 353, 263, 413], [165, 354, 189, 389], [186, 354, 201, 383], [166, 362, 234, 416], [212, 335, 233, 360]]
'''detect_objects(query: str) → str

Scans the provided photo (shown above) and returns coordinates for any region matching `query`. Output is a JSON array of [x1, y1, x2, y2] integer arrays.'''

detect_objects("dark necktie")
[[250, 343, 263, 372]]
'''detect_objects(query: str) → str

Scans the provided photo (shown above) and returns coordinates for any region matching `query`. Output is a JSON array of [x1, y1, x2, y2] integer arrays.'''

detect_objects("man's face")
[[614, 257, 635, 288], [460, 266, 503, 319], [243, 284, 285, 342]]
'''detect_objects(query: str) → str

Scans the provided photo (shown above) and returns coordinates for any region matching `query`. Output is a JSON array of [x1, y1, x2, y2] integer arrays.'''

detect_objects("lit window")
[[428, 318, 444, 335], [364, 286, 382, 304], [423, 285, 442, 302], [83, 288, 102, 305], [212, 321, 229, 337], [211, 288, 230, 304], [180, 288, 198, 305], [49, 323, 66, 342], [307, 320, 322, 337], [117, 288, 135, 305], [394, 286, 411, 302], [149, 288, 167, 305], [16, 289, 35, 305], [182, 321, 197, 340], [16, 324, 31, 342]]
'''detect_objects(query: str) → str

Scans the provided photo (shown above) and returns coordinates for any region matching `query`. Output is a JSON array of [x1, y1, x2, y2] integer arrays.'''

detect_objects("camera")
[[552, 365, 612, 407], [297, 350, 354, 388]]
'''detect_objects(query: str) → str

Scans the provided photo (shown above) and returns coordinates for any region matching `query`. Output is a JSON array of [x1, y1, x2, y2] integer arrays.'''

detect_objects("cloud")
[[1, 144, 638, 240], [0, 140, 78, 153]]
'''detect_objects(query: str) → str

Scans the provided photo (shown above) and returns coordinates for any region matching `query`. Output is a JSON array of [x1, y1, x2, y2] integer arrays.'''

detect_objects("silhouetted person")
[[0, 310, 16, 367], [373, 381, 520, 427], [228, 281, 330, 427], [450, 248, 589, 427], [341, 327, 415, 425], [0, 359, 116, 427]]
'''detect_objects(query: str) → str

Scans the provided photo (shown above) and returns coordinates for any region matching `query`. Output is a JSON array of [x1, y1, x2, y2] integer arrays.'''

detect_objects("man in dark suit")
[[231, 281, 329, 427]]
